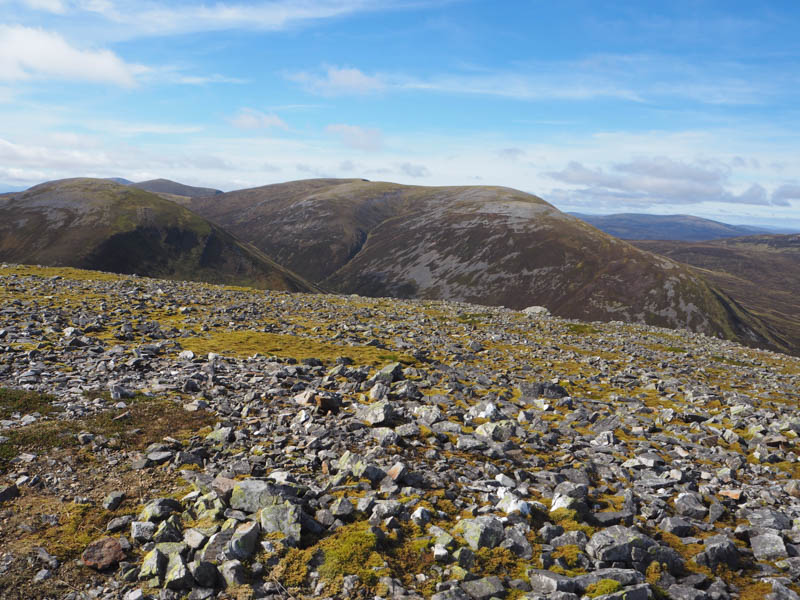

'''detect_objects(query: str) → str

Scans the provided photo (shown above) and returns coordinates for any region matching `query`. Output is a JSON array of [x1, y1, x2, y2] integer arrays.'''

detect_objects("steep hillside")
[[570, 212, 776, 241], [0, 178, 317, 292], [633, 234, 800, 356], [188, 179, 787, 352], [130, 178, 222, 198]]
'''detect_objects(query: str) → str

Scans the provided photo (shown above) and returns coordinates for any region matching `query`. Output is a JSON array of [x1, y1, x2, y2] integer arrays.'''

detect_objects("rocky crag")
[[1, 263, 799, 600]]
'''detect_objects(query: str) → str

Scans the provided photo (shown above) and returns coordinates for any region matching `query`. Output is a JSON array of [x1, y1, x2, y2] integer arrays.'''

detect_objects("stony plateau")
[[1, 263, 800, 600]]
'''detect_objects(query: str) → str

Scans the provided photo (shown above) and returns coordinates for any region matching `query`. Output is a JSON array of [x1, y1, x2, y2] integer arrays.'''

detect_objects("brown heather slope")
[[633, 234, 800, 355], [188, 178, 789, 353], [0, 178, 318, 292], [129, 178, 222, 198]]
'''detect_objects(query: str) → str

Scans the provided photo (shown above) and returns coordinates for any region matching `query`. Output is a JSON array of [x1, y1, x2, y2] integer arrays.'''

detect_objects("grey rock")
[[674, 492, 708, 520], [139, 548, 167, 582], [164, 553, 193, 590], [0, 484, 20, 503], [668, 584, 710, 600], [573, 568, 644, 592], [526, 569, 576, 593], [461, 575, 505, 600], [138, 498, 182, 522], [660, 516, 693, 537], [694, 535, 740, 571], [229, 479, 284, 513], [431, 588, 471, 600], [219, 559, 247, 586], [259, 500, 302, 546], [455, 516, 505, 551], [201, 529, 235, 563], [227, 520, 260, 560], [102, 491, 125, 510], [585, 526, 656, 562], [131, 521, 157, 543], [188, 561, 219, 588], [356, 400, 395, 426], [751, 532, 788, 561]]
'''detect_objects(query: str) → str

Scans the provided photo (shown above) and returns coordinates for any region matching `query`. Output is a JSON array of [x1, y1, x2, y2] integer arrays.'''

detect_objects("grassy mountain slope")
[[571, 212, 774, 241], [633, 234, 800, 355], [130, 178, 222, 198], [188, 178, 787, 352], [0, 178, 317, 292]]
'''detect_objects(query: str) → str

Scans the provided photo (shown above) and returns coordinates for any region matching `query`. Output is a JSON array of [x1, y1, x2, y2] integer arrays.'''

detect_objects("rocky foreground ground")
[[1, 263, 799, 600]]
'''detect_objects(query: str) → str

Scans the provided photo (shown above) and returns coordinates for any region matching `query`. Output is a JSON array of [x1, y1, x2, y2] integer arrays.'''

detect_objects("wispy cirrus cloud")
[[289, 53, 789, 105], [0, 25, 147, 86], [21, 0, 66, 13], [32, 0, 425, 37]]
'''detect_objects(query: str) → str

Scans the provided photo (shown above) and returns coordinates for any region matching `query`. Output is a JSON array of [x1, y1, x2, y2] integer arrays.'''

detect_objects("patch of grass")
[[473, 547, 528, 579], [0, 393, 215, 469], [181, 330, 415, 365], [565, 323, 600, 335], [0, 388, 58, 420], [710, 355, 749, 367], [34, 502, 125, 560]]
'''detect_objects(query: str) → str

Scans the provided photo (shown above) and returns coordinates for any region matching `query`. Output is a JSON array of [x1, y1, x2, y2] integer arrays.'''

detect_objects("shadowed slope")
[[0, 178, 317, 292]]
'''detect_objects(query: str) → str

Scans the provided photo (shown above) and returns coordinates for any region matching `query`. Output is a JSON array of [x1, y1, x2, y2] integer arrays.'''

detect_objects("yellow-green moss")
[[585, 578, 622, 597], [273, 547, 314, 587], [318, 521, 382, 586], [552, 544, 583, 568]]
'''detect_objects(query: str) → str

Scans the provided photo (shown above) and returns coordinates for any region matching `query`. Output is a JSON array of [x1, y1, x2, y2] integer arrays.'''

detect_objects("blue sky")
[[1, 0, 800, 227]]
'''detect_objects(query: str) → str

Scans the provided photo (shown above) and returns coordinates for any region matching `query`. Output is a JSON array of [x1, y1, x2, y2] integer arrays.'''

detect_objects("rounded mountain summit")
[[184, 178, 787, 353]]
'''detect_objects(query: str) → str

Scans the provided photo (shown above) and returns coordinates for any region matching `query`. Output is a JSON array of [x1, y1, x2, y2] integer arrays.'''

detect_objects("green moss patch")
[[181, 330, 414, 365]]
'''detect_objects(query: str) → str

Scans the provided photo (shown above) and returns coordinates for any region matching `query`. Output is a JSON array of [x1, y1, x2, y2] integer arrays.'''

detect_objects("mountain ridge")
[[0, 178, 318, 292], [569, 212, 791, 241], [186, 178, 789, 353]]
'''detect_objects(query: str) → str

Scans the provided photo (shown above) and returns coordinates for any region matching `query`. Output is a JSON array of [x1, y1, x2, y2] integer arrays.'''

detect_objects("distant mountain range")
[[571, 212, 797, 241], [0, 176, 794, 354]]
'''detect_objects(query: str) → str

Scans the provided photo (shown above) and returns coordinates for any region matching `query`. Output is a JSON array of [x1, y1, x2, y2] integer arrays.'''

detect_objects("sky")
[[1, 0, 800, 227]]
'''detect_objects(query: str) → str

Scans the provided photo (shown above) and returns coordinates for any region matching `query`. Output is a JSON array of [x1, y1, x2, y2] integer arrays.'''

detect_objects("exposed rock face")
[[0, 263, 799, 600]]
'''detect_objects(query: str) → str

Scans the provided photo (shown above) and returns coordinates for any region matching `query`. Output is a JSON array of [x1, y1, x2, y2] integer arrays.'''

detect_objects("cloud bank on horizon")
[[1, 0, 799, 226]]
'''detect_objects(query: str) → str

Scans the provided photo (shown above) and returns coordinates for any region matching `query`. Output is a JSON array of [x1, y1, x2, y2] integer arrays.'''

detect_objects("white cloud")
[[325, 123, 383, 151], [772, 184, 800, 207], [70, 0, 402, 37], [86, 120, 204, 136], [290, 65, 385, 96], [545, 157, 782, 208], [230, 109, 288, 131], [175, 74, 247, 85], [23, 0, 66, 13], [0, 25, 146, 86]]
